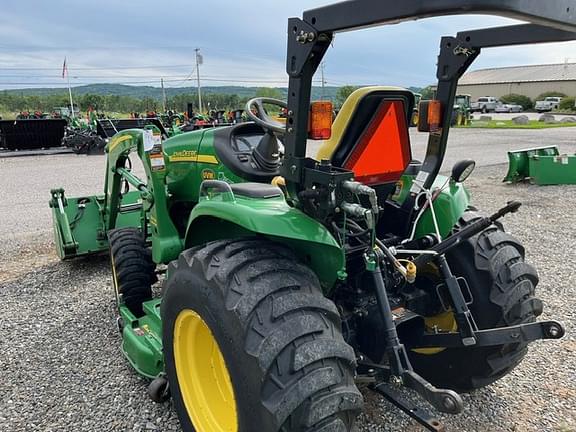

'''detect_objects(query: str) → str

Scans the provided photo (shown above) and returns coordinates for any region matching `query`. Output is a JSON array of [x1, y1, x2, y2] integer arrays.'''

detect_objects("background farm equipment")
[[0, 118, 67, 152], [61, 109, 107, 155], [62, 128, 107, 154], [410, 92, 422, 126], [452, 94, 472, 126], [504, 145, 576, 185], [16, 110, 48, 120]]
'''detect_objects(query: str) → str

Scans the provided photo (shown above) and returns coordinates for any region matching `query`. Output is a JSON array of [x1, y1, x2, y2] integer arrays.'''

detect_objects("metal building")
[[457, 63, 576, 100]]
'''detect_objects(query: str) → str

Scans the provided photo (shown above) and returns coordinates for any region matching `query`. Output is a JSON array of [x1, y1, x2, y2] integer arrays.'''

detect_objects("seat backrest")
[[316, 86, 415, 185]]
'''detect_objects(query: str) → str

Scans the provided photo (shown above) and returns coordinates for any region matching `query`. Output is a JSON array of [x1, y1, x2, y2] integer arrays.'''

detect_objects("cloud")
[[1, 1, 576, 89]]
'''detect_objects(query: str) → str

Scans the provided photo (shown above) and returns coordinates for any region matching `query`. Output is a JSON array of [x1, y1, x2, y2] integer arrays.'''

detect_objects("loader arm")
[[104, 128, 182, 263]]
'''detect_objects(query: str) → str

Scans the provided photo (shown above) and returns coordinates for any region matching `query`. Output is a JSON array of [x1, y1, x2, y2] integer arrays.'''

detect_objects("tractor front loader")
[[50, 1, 573, 431]]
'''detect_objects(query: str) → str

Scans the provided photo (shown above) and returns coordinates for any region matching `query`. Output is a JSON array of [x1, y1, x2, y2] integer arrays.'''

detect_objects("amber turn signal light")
[[417, 100, 442, 133], [308, 101, 333, 140]]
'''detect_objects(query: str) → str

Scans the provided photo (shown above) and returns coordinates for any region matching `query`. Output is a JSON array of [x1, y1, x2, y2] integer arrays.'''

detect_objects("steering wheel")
[[245, 97, 288, 135]]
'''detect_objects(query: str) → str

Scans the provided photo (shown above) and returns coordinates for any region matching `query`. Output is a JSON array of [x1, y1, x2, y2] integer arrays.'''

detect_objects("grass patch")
[[459, 120, 576, 129]]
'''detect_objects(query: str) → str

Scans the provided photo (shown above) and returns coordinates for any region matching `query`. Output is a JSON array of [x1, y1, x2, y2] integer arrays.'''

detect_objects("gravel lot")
[[1, 128, 575, 432]]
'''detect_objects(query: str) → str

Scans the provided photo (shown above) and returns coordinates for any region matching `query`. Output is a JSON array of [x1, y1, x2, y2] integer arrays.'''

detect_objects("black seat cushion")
[[230, 183, 283, 199]]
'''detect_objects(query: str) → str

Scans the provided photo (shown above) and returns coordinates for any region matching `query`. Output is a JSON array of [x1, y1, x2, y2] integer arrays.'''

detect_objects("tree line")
[[0, 88, 286, 115]]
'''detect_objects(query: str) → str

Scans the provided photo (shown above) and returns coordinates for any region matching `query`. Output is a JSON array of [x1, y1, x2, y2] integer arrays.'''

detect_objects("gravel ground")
[[1, 130, 575, 432]]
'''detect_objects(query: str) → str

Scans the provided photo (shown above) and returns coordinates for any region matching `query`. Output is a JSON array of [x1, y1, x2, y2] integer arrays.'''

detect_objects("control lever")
[[413, 201, 521, 269]]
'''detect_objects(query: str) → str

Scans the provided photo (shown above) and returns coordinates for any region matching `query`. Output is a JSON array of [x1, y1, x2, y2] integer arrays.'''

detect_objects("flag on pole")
[[62, 57, 67, 79]]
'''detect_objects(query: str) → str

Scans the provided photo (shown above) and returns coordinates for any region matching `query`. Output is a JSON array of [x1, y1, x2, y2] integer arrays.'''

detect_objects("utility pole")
[[195, 48, 203, 113], [161, 78, 167, 112], [62, 57, 75, 119], [320, 62, 326, 100]]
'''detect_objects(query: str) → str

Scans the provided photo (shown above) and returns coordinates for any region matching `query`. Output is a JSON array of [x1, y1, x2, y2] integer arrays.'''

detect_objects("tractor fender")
[[390, 173, 471, 238], [184, 195, 344, 292], [414, 179, 471, 238]]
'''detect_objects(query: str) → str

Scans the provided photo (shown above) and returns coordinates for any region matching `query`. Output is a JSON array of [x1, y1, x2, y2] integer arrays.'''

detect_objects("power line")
[[0, 64, 196, 71], [0, 73, 305, 82], [0, 74, 287, 80], [0, 78, 293, 85], [0, 77, 323, 86]]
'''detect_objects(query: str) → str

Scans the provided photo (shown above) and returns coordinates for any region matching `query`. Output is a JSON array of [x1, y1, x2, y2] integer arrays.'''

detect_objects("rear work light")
[[308, 101, 333, 140], [417, 100, 442, 133]]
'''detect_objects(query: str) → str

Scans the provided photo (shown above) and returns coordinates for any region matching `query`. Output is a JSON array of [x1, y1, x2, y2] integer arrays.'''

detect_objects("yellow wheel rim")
[[412, 310, 458, 355], [412, 264, 458, 355], [173, 309, 238, 432]]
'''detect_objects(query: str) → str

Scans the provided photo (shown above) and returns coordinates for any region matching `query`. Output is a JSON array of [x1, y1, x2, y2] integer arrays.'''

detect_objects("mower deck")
[[120, 300, 164, 379]]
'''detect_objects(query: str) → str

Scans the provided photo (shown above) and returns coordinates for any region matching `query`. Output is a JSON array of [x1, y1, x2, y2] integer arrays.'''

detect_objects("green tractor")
[[452, 94, 472, 126], [410, 92, 422, 127], [50, 1, 572, 431], [61, 108, 108, 154]]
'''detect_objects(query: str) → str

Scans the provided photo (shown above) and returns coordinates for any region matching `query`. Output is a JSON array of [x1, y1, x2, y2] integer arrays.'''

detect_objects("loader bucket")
[[529, 154, 576, 185], [96, 118, 167, 139], [503, 145, 560, 183], [0, 119, 67, 150], [49, 189, 143, 260]]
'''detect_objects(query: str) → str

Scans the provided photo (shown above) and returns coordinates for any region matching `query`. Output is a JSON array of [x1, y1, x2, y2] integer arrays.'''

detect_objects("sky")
[[2, 0, 576, 90]]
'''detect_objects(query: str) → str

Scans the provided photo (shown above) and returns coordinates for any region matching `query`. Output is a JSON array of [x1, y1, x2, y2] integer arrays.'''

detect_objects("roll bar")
[[303, 0, 576, 34], [281, 0, 576, 195]]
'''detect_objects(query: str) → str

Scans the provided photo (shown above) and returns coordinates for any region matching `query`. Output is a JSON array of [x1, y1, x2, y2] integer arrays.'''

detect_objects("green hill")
[[3, 84, 340, 101], [3, 83, 422, 101]]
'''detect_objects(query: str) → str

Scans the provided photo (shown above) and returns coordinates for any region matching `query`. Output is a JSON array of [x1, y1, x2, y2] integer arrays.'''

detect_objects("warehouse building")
[[457, 63, 576, 100]]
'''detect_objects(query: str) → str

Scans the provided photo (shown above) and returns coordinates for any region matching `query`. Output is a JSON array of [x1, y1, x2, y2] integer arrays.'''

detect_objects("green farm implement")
[[61, 109, 107, 155], [51, 1, 571, 431], [529, 153, 576, 185], [504, 145, 576, 185]]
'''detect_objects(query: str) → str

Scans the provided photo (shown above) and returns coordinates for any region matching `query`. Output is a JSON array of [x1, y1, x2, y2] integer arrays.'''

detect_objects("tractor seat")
[[229, 183, 283, 199], [316, 86, 415, 186]]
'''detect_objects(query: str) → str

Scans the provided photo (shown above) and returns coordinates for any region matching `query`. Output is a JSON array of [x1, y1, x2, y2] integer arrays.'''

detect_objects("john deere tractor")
[[50, 1, 573, 431]]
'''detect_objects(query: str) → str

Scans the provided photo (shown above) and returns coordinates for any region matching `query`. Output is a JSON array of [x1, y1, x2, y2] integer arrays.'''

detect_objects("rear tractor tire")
[[108, 228, 156, 317], [161, 239, 363, 432], [408, 210, 543, 392]]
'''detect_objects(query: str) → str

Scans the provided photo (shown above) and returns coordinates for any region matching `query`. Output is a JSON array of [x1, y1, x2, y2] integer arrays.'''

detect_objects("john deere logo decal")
[[168, 150, 218, 164], [201, 169, 216, 180]]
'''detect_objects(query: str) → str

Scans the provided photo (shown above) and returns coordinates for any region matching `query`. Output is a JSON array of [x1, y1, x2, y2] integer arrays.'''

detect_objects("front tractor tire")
[[108, 228, 156, 317], [409, 210, 543, 392], [162, 239, 363, 432]]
